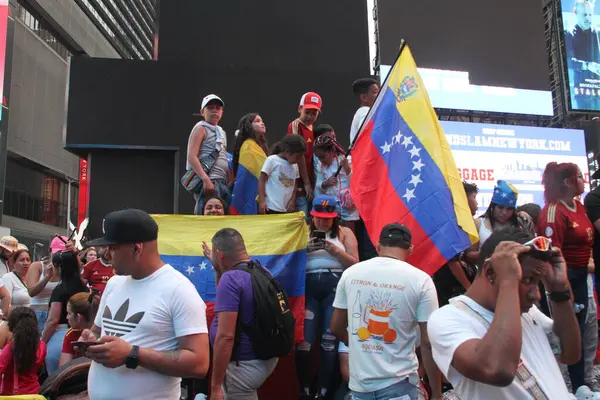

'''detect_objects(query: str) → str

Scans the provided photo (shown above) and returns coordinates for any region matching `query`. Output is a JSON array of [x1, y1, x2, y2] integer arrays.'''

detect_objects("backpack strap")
[[230, 260, 256, 365], [452, 300, 549, 400]]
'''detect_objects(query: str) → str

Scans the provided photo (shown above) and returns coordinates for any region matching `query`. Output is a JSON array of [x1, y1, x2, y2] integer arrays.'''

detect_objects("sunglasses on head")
[[524, 236, 553, 261], [313, 204, 336, 213]]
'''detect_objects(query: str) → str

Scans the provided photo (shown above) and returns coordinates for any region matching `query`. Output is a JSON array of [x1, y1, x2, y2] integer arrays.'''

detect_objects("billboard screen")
[[442, 121, 589, 215], [376, 0, 552, 115], [562, 0, 600, 111]]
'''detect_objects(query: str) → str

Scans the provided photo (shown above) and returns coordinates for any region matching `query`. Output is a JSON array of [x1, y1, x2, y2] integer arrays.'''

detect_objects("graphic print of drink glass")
[[352, 290, 361, 335]]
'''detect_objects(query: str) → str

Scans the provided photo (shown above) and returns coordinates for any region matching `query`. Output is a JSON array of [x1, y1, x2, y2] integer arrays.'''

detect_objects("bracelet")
[[549, 290, 571, 303]]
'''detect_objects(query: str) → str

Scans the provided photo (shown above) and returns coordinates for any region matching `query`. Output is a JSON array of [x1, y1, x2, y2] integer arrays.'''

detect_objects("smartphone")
[[71, 341, 101, 350], [314, 230, 326, 241]]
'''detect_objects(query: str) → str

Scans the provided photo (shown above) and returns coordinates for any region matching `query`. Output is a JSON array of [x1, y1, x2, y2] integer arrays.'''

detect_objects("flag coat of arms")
[[152, 212, 308, 341], [350, 44, 478, 275]]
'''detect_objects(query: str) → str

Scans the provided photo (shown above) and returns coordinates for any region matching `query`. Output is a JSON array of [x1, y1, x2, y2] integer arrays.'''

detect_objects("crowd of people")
[[0, 75, 597, 400]]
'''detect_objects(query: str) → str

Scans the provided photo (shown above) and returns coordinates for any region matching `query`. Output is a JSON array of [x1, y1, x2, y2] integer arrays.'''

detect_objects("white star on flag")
[[502, 193, 508, 198], [409, 174, 423, 188], [403, 188, 416, 202], [380, 141, 392, 154], [412, 159, 425, 171], [200, 261, 207, 270], [185, 266, 195, 276], [393, 131, 403, 144], [402, 136, 413, 148], [408, 146, 421, 158]]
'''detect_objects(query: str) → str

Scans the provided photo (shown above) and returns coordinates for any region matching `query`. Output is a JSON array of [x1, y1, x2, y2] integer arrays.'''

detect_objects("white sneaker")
[[575, 385, 600, 399]]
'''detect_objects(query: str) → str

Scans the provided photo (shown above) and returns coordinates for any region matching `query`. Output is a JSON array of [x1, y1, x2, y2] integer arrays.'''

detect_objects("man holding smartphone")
[[428, 228, 580, 399], [80, 209, 210, 400]]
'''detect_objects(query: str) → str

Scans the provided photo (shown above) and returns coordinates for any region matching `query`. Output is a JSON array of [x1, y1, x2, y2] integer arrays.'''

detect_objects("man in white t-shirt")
[[331, 223, 441, 400], [428, 228, 581, 399], [82, 209, 210, 400]]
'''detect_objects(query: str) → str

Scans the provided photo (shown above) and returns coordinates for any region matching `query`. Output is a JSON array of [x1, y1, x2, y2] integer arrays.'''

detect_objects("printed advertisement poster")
[[441, 121, 589, 214], [562, 0, 600, 111]]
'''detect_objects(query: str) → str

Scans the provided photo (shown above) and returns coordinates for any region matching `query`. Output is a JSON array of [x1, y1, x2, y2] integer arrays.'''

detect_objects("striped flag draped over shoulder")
[[230, 139, 267, 215]]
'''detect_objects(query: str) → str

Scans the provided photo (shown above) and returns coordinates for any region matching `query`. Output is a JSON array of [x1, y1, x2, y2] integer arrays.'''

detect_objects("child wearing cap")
[[287, 92, 322, 218], [186, 94, 232, 215]]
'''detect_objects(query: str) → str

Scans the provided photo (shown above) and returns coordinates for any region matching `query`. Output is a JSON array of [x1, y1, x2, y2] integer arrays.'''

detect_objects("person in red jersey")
[[81, 246, 114, 294], [287, 92, 321, 219], [59, 292, 98, 367], [538, 161, 594, 394]]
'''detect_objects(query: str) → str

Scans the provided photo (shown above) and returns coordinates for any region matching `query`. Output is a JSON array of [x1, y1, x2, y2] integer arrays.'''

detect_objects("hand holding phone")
[[71, 341, 101, 351]]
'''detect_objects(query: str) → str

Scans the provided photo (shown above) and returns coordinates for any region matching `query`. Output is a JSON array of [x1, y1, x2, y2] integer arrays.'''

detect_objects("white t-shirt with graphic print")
[[333, 256, 438, 393], [88, 264, 208, 400], [262, 155, 300, 212]]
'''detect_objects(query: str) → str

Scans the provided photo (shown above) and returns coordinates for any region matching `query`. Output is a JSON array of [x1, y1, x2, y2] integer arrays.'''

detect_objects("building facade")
[[0, 0, 154, 254]]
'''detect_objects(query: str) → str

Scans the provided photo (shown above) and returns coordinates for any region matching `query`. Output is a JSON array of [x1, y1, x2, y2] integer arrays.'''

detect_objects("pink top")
[[0, 341, 47, 395]]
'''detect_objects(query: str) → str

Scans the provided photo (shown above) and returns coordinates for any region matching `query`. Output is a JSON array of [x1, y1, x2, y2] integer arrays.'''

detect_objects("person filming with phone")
[[428, 228, 580, 399], [296, 195, 358, 400]]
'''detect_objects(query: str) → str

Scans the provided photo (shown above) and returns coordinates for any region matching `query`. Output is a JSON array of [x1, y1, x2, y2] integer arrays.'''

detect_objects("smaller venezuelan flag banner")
[[152, 212, 308, 341], [350, 44, 478, 275], [230, 140, 267, 215]]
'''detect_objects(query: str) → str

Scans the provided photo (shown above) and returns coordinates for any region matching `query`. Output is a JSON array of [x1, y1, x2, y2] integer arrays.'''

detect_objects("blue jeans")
[[34, 309, 48, 335], [46, 326, 69, 374], [193, 179, 231, 215], [567, 267, 589, 391], [351, 378, 419, 400], [296, 272, 340, 395], [295, 196, 309, 221]]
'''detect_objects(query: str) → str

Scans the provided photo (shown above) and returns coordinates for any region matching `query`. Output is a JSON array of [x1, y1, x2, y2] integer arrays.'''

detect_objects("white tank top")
[[478, 217, 493, 249], [30, 269, 60, 307], [306, 231, 345, 273]]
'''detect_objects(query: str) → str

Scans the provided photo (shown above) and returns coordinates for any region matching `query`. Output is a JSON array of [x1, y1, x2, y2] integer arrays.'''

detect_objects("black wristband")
[[549, 290, 571, 303]]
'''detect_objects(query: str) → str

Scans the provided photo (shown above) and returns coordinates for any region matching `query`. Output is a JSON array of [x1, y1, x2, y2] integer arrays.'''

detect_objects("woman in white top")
[[3, 249, 32, 309], [27, 256, 61, 334], [296, 194, 358, 400]]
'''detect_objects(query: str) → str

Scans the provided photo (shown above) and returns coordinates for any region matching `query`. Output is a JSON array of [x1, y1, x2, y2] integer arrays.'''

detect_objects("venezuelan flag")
[[350, 44, 478, 275], [230, 139, 267, 215], [152, 212, 308, 341]]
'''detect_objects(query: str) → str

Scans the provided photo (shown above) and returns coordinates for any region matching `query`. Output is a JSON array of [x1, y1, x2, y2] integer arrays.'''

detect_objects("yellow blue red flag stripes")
[[230, 139, 267, 215], [152, 212, 308, 341], [350, 44, 478, 275]]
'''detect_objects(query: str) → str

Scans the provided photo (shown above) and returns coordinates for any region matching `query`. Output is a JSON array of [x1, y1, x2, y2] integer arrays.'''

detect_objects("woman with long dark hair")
[[474, 180, 534, 249], [538, 162, 592, 394], [0, 307, 46, 395], [297, 195, 358, 400], [230, 113, 269, 214], [42, 250, 88, 374]]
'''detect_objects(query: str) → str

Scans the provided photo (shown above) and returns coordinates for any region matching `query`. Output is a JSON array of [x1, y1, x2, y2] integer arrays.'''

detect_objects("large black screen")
[[376, 0, 549, 91]]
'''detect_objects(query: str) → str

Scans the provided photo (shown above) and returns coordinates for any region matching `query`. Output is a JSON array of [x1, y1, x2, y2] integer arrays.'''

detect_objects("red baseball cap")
[[299, 92, 322, 111]]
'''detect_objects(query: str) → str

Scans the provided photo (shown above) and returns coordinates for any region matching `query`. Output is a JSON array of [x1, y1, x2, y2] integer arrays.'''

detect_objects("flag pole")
[[335, 39, 407, 177]]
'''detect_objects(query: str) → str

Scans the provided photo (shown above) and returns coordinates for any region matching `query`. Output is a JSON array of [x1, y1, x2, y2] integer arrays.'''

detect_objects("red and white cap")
[[299, 92, 322, 111]]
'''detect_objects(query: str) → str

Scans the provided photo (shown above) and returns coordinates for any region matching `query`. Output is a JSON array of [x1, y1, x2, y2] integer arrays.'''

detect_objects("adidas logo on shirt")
[[93, 271, 99, 275], [102, 299, 145, 337]]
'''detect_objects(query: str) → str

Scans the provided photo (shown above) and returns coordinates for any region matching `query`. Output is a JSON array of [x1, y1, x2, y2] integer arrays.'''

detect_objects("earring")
[[489, 276, 495, 284]]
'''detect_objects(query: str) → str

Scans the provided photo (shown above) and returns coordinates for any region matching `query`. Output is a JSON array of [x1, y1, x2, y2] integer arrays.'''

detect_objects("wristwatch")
[[549, 290, 571, 303], [125, 345, 139, 369]]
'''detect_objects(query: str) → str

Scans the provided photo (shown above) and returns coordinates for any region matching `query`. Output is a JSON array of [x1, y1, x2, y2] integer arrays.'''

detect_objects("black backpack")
[[232, 260, 296, 360]]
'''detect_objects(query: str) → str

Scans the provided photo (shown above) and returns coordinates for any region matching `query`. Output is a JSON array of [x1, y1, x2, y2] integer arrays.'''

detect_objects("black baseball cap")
[[379, 223, 412, 249], [86, 209, 158, 246]]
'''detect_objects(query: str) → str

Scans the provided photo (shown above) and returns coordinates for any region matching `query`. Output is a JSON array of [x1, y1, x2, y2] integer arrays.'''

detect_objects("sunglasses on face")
[[313, 204, 336, 213], [524, 237, 553, 261]]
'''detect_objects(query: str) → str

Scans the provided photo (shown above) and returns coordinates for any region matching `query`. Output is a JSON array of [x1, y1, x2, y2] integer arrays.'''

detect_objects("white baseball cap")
[[201, 94, 224, 110]]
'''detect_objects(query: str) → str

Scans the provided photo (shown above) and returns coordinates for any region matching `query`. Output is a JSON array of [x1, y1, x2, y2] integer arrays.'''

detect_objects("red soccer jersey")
[[61, 328, 83, 357], [81, 259, 114, 294], [287, 119, 315, 196], [538, 200, 593, 268]]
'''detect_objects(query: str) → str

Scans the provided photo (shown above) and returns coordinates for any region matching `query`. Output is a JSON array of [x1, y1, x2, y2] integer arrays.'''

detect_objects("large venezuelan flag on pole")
[[152, 212, 308, 341], [350, 44, 478, 275], [230, 140, 267, 215]]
